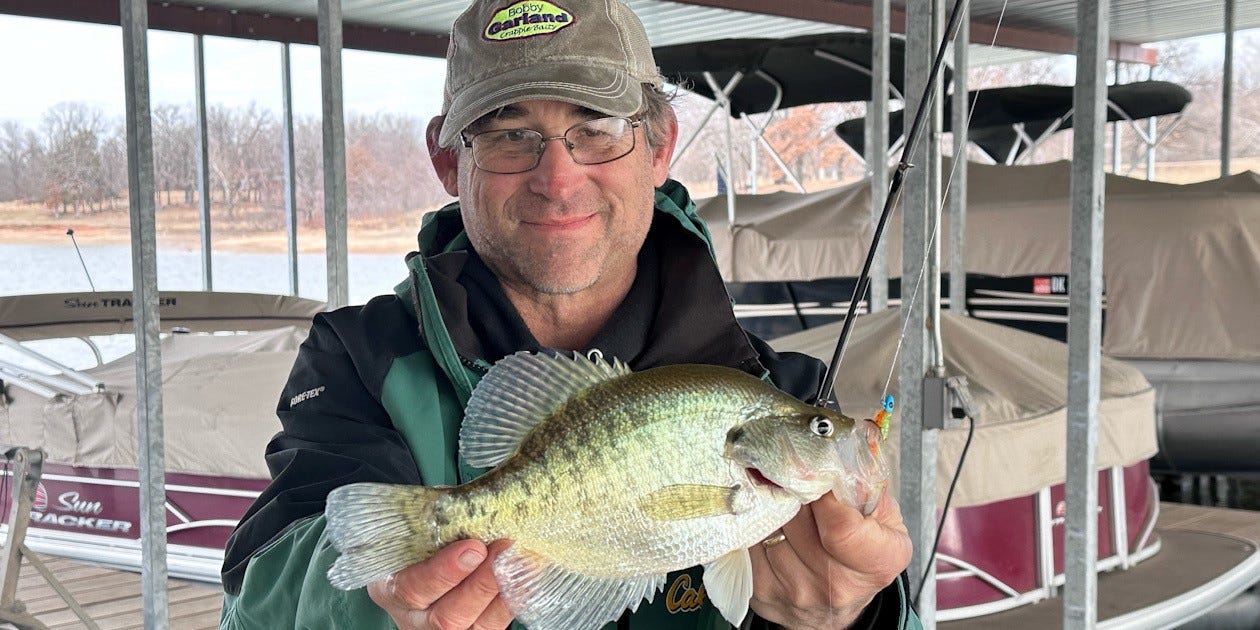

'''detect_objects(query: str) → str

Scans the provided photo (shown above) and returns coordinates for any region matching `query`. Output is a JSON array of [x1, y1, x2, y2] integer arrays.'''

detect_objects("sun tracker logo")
[[483, 1, 573, 41], [33, 483, 48, 511], [1033, 275, 1067, 295]]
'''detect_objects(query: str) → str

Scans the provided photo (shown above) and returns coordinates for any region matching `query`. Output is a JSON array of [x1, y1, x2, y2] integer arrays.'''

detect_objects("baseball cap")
[[437, 0, 662, 148]]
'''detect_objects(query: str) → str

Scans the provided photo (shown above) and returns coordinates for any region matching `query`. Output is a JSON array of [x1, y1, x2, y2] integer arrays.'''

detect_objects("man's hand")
[[367, 539, 514, 630], [749, 490, 912, 629]]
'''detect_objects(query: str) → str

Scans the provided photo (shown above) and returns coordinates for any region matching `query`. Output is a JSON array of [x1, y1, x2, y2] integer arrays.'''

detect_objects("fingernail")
[[458, 548, 485, 571]]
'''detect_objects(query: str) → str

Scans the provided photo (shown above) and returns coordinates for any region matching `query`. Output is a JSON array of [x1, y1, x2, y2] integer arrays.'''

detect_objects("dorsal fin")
[[460, 350, 631, 468]]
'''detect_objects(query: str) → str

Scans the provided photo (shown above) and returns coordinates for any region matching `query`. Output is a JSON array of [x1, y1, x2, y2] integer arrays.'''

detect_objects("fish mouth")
[[745, 467, 784, 491]]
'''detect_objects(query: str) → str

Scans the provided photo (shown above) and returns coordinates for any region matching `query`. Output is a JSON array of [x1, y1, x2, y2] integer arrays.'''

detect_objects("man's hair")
[[638, 82, 677, 150]]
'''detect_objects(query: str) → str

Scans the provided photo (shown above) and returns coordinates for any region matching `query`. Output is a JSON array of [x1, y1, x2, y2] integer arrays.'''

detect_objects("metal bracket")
[[0, 446, 100, 630], [922, 374, 975, 430]]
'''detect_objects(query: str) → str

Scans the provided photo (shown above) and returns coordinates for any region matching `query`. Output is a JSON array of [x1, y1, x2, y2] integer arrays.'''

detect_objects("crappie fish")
[[325, 351, 888, 630]]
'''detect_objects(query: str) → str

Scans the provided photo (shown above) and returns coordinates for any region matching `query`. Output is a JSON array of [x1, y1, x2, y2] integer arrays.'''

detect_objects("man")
[[220, 0, 918, 628]]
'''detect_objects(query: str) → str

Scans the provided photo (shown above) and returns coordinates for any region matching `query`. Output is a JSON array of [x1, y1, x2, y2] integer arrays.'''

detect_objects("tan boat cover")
[[0, 326, 306, 479], [0, 291, 325, 342], [770, 310, 1157, 508], [697, 161, 1260, 360]]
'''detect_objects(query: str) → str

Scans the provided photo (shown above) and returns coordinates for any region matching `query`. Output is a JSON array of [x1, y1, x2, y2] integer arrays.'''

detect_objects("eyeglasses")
[[460, 116, 643, 175]]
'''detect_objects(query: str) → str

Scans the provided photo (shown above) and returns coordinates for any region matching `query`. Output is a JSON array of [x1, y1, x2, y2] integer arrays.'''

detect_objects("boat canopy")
[[835, 81, 1193, 162], [653, 32, 927, 114], [0, 290, 325, 342], [696, 161, 1260, 360], [771, 310, 1156, 508], [0, 291, 325, 479]]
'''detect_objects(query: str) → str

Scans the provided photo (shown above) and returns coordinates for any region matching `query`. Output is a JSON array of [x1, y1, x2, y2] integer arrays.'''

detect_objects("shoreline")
[[0, 220, 422, 256]]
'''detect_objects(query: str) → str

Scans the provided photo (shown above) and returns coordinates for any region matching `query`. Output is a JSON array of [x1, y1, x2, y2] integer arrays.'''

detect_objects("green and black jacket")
[[219, 179, 919, 629]]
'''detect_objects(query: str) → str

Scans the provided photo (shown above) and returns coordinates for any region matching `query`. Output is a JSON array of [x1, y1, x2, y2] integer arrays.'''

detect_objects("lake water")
[[0, 242, 408, 305]]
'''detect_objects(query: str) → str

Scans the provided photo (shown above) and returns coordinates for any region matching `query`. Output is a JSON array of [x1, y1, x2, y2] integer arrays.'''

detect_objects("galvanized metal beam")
[[667, 0, 1157, 65], [949, 13, 969, 315], [1111, 62, 1122, 174], [1222, 0, 1235, 178], [319, 0, 350, 309], [901, 0, 943, 624], [282, 43, 300, 297], [1065, 0, 1109, 625], [194, 34, 213, 292], [868, 0, 890, 314], [120, 0, 169, 626], [0, 0, 450, 58]]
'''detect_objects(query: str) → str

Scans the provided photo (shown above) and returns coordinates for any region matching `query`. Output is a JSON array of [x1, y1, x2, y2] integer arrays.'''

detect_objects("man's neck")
[[499, 267, 636, 351]]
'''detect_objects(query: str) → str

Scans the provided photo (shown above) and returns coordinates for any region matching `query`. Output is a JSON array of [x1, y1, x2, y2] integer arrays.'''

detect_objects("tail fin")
[[325, 482, 443, 590]]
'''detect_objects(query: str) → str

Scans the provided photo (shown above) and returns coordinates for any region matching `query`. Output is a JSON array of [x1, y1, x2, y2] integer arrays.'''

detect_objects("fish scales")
[[443, 365, 798, 577]]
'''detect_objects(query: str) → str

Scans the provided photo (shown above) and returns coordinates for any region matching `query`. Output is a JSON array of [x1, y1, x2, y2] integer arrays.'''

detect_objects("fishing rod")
[[814, 0, 971, 409]]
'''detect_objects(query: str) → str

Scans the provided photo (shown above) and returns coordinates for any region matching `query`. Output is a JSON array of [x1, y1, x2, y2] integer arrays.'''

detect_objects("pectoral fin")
[[703, 548, 753, 627], [638, 484, 740, 521]]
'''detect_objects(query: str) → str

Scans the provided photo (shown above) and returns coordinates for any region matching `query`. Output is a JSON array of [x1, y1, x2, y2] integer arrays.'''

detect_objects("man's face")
[[430, 99, 675, 298]]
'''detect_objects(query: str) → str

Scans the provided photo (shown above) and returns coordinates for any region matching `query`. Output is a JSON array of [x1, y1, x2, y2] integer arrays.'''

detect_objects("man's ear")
[[427, 115, 460, 196], [651, 107, 679, 187]]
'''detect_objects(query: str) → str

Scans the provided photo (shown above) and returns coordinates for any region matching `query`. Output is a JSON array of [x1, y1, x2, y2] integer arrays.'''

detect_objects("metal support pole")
[[1065, 0, 1108, 625], [1146, 65, 1157, 181], [1222, 0, 1235, 178], [281, 43, 300, 297], [319, 0, 349, 308], [722, 78, 736, 225], [949, 12, 969, 314], [121, 1, 169, 627], [926, 0, 945, 373], [193, 34, 212, 291], [1111, 62, 1121, 174], [902, 0, 942, 624], [869, 0, 890, 313]]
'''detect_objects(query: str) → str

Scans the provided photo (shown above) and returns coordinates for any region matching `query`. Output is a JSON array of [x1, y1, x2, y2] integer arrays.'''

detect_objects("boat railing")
[[0, 332, 103, 397]]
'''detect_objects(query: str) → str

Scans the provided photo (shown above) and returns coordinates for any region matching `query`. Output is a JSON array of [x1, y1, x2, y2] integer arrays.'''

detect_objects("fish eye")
[[809, 417, 835, 437]]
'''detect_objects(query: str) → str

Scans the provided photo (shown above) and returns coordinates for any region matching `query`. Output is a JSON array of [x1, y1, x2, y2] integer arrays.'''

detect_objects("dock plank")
[[0, 552, 223, 630]]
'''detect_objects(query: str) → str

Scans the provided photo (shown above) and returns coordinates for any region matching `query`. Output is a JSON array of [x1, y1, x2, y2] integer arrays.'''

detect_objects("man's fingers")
[[389, 540, 489, 610], [424, 540, 512, 629], [471, 595, 514, 630]]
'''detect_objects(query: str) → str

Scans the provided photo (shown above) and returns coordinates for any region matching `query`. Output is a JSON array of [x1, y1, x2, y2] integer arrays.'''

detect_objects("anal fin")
[[494, 544, 665, 630]]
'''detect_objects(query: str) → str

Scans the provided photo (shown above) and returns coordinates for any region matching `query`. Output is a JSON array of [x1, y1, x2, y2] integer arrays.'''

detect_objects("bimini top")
[[771, 310, 1156, 508], [653, 32, 930, 115], [835, 80, 1193, 161], [696, 160, 1260, 361], [0, 290, 326, 341]]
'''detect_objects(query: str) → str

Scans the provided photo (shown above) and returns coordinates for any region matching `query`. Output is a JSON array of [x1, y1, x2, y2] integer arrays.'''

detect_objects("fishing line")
[[814, 0, 970, 409], [880, 0, 1011, 403]]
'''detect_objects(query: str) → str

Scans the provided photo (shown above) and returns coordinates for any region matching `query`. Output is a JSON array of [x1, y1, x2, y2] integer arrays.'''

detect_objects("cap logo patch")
[[484, 1, 573, 41]]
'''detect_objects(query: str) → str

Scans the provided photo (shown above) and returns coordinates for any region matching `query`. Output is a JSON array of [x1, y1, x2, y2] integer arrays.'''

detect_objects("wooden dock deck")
[[2, 554, 222, 630]]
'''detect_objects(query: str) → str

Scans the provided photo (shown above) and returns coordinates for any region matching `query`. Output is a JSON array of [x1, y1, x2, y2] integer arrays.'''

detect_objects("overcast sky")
[[0, 14, 448, 130]]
